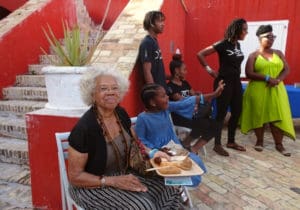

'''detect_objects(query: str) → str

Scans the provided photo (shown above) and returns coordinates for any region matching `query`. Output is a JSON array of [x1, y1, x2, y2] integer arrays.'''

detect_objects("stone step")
[[0, 100, 46, 118], [28, 64, 47, 75], [0, 180, 32, 210], [2, 86, 47, 101], [0, 117, 27, 140], [15, 74, 45, 87], [39, 54, 59, 65], [0, 137, 28, 165], [0, 162, 30, 185]]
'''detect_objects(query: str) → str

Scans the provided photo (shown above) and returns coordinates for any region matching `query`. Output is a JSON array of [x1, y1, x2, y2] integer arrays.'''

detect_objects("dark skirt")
[[69, 173, 181, 210]]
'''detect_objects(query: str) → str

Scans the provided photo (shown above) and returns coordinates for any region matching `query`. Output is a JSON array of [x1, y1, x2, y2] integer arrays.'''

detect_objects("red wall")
[[27, 114, 79, 210], [120, 0, 187, 117], [182, 0, 300, 92], [0, 0, 76, 98], [160, 0, 186, 76], [84, 0, 128, 30], [0, 0, 27, 11]]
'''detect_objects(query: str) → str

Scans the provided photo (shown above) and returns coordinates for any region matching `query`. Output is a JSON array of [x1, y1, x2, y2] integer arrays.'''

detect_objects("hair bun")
[[172, 53, 182, 61]]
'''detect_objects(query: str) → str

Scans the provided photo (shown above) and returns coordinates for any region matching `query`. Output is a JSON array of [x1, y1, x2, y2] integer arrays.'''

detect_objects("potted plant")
[[41, 21, 102, 110]]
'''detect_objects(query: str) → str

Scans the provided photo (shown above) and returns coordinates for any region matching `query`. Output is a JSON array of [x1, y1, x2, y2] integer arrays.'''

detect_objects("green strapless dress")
[[240, 53, 295, 140]]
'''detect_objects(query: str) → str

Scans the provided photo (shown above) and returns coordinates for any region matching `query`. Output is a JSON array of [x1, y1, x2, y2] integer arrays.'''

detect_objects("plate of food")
[[149, 156, 204, 177]]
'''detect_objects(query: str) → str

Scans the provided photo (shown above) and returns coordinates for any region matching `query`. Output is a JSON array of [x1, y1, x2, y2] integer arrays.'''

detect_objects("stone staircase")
[[0, 54, 49, 209], [0, 0, 102, 208]]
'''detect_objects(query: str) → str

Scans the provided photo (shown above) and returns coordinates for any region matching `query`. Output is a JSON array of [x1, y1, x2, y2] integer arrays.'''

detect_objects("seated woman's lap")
[[69, 172, 181, 209]]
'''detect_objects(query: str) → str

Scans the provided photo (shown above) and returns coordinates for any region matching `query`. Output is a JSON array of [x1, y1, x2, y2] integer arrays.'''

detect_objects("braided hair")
[[224, 18, 247, 42], [140, 83, 162, 109]]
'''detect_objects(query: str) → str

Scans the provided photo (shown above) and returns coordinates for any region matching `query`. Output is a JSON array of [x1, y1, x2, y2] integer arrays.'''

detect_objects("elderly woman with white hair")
[[67, 66, 181, 209]]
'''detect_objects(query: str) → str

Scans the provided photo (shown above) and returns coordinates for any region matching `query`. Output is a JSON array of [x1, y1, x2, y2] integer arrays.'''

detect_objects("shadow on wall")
[[0, 6, 10, 20]]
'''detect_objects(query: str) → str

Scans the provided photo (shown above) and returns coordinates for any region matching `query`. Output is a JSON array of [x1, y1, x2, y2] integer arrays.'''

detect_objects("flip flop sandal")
[[254, 145, 263, 152], [276, 145, 291, 157], [278, 149, 291, 157], [226, 143, 246, 151]]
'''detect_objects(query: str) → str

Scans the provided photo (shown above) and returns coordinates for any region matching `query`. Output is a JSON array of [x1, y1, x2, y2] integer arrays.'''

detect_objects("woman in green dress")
[[240, 24, 295, 156]]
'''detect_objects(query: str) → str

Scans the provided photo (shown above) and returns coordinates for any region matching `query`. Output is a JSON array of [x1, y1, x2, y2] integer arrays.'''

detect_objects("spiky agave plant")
[[41, 21, 101, 66]]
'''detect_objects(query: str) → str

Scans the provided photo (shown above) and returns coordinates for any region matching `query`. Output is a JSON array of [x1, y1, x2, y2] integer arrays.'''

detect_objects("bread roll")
[[158, 166, 181, 174], [176, 157, 192, 170]]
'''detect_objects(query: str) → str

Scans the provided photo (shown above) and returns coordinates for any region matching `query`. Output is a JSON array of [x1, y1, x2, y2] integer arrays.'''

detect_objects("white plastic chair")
[[55, 132, 84, 210]]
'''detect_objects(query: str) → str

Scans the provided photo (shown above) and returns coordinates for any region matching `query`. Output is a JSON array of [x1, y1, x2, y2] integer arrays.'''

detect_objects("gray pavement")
[[190, 120, 300, 210]]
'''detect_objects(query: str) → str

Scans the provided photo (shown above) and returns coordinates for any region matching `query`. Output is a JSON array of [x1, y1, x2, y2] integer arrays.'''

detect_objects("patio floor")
[[189, 120, 300, 210]]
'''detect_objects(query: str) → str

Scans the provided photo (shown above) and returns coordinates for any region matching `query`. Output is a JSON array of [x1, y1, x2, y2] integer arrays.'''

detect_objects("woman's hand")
[[267, 77, 281, 87], [153, 150, 171, 161], [106, 174, 147, 192], [214, 80, 225, 97]]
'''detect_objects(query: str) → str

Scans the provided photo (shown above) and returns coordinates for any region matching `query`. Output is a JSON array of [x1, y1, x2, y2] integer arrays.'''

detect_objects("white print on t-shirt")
[[226, 48, 243, 57], [154, 49, 163, 60], [180, 90, 190, 97]]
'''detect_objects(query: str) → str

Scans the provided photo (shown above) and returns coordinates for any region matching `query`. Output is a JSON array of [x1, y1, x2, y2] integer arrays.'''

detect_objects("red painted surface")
[[83, 0, 129, 30], [181, 0, 300, 92], [0, 0, 76, 99], [0, 0, 27, 11], [120, 65, 144, 117], [160, 0, 186, 77], [26, 114, 79, 210]]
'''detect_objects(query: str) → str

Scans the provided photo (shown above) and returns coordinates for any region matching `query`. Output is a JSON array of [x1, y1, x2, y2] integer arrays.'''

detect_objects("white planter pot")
[[42, 66, 89, 110]]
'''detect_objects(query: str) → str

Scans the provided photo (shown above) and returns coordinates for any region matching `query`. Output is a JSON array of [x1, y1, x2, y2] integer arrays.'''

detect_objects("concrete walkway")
[[190, 120, 300, 210], [1, 123, 299, 210]]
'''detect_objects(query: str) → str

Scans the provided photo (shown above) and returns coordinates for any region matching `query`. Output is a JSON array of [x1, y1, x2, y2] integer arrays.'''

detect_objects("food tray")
[[150, 156, 204, 177]]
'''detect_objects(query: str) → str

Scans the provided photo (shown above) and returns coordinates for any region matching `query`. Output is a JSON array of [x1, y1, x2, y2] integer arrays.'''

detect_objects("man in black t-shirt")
[[138, 11, 168, 91]]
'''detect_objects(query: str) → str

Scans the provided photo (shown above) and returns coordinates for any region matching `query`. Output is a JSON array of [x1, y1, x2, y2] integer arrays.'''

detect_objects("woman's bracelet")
[[204, 65, 213, 74], [99, 176, 106, 187], [149, 149, 158, 159], [265, 75, 270, 82]]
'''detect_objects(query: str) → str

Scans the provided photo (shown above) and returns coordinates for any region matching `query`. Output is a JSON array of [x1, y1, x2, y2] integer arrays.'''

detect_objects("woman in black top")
[[68, 66, 181, 209], [197, 18, 248, 156]]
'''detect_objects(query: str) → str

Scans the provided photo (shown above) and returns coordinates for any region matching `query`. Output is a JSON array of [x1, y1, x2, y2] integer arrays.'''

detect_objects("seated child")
[[135, 83, 213, 186], [167, 52, 224, 153]]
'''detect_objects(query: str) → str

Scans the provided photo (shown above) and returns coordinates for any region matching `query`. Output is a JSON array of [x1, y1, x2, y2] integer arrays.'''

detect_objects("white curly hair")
[[80, 65, 129, 106]]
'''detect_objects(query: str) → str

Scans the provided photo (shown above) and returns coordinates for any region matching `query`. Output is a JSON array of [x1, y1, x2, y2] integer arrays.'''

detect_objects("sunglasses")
[[261, 34, 277, 40]]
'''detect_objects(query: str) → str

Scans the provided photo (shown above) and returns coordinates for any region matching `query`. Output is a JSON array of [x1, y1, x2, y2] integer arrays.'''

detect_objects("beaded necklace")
[[94, 106, 129, 172]]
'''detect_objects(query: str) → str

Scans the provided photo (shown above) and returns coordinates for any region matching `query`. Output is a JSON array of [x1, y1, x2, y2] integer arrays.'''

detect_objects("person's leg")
[[171, 112, 193, 128], [189, 118, 217, 153], [270, 123, 291, 156], [191, 138, 207, 153], [213, 79, 230, 156], [226, 80, 246, 151], [253, 127, 264, 152]]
